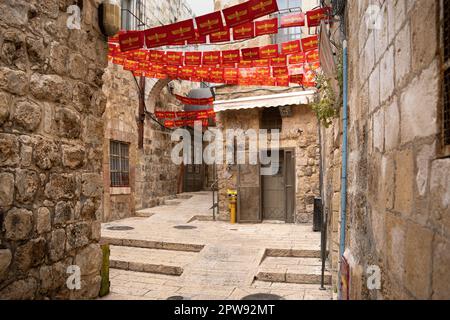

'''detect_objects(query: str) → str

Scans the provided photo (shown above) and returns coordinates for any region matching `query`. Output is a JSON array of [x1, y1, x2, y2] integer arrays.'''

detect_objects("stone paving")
[[101, 192, 333, 300]]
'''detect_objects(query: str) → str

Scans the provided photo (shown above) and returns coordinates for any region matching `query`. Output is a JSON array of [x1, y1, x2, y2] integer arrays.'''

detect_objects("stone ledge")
[[110, 261, 183, 276], [100, 237, 204, 253]]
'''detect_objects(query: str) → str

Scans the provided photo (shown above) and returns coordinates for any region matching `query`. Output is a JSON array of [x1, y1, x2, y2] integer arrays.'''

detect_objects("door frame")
[[260, 148, 296, 223]]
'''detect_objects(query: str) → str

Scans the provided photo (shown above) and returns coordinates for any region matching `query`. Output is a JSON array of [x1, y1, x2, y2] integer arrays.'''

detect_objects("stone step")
[[101, 237, 204, 252], [109, 245, 198, 276], [164, 199, 182, 206], [176, 194, 193, 200], [256, 257, 331, 285], [265, 248, 322, 259]]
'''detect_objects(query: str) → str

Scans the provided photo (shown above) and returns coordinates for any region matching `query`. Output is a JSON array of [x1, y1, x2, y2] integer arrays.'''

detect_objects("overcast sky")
[[185, 0, 215, 16]]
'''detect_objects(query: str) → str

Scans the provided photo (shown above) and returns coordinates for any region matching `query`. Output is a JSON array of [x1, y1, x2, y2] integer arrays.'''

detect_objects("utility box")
[[313, 197, 323, 232]]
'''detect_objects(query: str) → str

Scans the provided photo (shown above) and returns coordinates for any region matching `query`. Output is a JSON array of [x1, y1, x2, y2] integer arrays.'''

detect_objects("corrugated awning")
[[213, 90, 316, 113]]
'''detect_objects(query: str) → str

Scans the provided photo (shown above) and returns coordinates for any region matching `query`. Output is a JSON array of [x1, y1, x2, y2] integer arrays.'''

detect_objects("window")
[[443, 0, 450, 146], [275, 0, 303, 43], [261, 107, 283, 132], [110, 141, 130, 187]]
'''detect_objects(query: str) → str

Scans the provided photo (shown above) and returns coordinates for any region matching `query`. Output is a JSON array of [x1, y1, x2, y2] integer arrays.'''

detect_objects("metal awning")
[[213, 90, 316, 112]]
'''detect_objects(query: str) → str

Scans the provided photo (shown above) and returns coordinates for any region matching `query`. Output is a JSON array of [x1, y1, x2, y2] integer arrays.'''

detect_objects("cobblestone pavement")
[[101, 192, 333, 300]]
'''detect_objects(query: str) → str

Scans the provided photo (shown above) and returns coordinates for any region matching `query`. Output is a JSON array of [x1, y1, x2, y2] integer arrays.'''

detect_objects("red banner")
[[290, 74, 304, 84], [255, 18, 278, 36], [210, 67, 224, 83], [185, 52, 202, 66], [178, 66, 195, 80], [281, 12, 305, 28], [238, 60, 253, 68], [187, 30, 207, 45], [203, 51, 221, 65], [166, 51, 184, 65], [224, 68, 239, 83], [306, 49, 320, 62], [301, 35, 319, 51], [123, 59, 138, 71], [253, 59, 270, 67], [272, 66, 288, 77], [119, 31, 144, 52], [223, 2, 253, 28], [148, 50, 166, 63], [167, 19, 196, 42], [174, 95, 214, 106], [241, 47, 260, 61], [289, 52, 305, 64], [209, 29, 231, 43], [166, 65, 179, 78], [196, 11, 224, 36], [195, 66, 210, 80], [233, 22, 255, 40], [281, 40, 301, 55], [249, 0, 279, 19], [306, 7, 331, 27], [145, 26, 170, 48], [270, 56, 287, 66], [259, 44, 279, 59], [222, 50, 241, 64]]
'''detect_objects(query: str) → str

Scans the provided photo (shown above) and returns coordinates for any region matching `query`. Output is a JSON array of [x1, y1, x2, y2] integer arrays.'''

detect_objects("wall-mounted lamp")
[[99, 0, 121, 37]]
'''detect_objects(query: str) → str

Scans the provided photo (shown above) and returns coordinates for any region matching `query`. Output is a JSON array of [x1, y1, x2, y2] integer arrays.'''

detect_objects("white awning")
[[213, 90, 316, 113]]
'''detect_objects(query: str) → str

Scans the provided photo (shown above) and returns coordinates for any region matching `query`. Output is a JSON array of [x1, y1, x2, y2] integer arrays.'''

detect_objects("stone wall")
[[0, 0, 107, 299], [215, 105, 320, 223], [323, 0, 450, 299], [101, 0, 198, 222]]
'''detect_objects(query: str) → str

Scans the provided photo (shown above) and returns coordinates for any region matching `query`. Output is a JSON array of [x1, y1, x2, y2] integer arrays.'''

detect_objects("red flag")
[[259, 44, 279, 59], [233, 22, 255, 40], [194, 66, 210, 80], [203, 51, 221, 65], [272, 66, 288, 77], [148, 50, 166, 63], [281, 12, 306, 28], [175, 95, 214, 105], [222, 50, 241, 64], [238, 60, 253, 68], [187, 30, 207, 44], [276, 75, 290, 87], [167, 19, 196, 43], [306, 49, 320, 62], [185, 52, 202, 65], [249, 0, 279, 19], [241, 47, 260, 61], [166, 51, 184, 65], [222, 2, 253, 28], [209, 29, 231, 43], [255, 18, 278, 36], [306, 7, 331, 28], [166, 65, 179, 78], [123, 59, 139, 71], [145, 26, 170, 48], [252, 59, 270, 67], [196, 11, 224, 36], [112, 57, 125, 65], [255, 67, 271, 78], [281, 40, 301, 55], [224, 68, 239, 83], [289, 52, 305, 64], [119, 31, 144, 52], [210, 67, 224, 83], [270, 56, 287, 66], [290, 74, 304, 84], [301, 35, 319, 51], [178, 66, 195, 80]]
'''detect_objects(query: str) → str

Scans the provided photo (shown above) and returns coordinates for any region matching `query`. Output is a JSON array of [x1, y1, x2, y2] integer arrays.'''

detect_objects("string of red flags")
[[174, 95, 215, 106], [154, 108, 216, 128], [111, 3, 331, 51]]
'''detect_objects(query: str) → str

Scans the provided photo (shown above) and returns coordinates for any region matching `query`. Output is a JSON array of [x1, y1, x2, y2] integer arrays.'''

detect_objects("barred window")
[[443, 0, 450, 146], [110, 141, 130, 187], [275, 0, 303, 43]]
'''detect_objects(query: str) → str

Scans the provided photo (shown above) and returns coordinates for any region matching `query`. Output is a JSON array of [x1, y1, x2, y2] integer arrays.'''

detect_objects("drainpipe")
[[338, 39, 348, 300]]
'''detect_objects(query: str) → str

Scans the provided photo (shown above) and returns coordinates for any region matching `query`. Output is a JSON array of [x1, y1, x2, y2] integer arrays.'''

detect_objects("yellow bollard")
[[227, 189, 237, 224]]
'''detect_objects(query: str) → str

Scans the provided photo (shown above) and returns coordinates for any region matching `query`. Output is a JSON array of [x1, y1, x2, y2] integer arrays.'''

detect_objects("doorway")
[[261, 149, 295, 223]]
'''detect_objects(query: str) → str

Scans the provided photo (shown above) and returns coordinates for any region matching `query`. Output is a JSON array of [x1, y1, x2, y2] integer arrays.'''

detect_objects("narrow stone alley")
[[101, 192, 332, 300]]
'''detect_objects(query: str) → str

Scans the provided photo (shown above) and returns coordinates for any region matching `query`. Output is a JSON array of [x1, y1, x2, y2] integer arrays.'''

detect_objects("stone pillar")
[[0, 0, 108, 299]]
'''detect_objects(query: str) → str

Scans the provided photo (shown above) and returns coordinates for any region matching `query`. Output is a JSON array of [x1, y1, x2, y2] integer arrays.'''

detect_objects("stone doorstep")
[[100, 237, 205, 253], [265, 248, 322, 258], [176, 194, 193, 200], [135, 212, 155, 218], [110, 261, 183, 276], [163, 199, 182, 206], [256, 271, 332, 286]]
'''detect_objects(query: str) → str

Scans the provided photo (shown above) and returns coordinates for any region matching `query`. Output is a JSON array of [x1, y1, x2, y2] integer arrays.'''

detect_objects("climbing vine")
[[311, 48, 343, 128]]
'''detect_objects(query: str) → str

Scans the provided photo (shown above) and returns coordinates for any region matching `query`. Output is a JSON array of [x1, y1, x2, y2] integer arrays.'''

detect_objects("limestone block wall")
[[323, 0, 450, 300], [0, 0, 108, 299], [215, 105, 320, 223]]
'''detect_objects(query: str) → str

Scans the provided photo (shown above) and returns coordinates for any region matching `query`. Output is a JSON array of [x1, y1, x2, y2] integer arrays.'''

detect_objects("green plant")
[[311, 48, 343, 128]]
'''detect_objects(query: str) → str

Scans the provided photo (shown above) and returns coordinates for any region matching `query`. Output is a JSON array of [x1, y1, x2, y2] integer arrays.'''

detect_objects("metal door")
[[262, 150, 285, 221], [237, 163, 262, 223]]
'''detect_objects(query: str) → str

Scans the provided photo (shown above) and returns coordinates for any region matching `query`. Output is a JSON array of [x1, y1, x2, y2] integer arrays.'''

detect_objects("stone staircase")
[[254, 249, 331, 286]]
